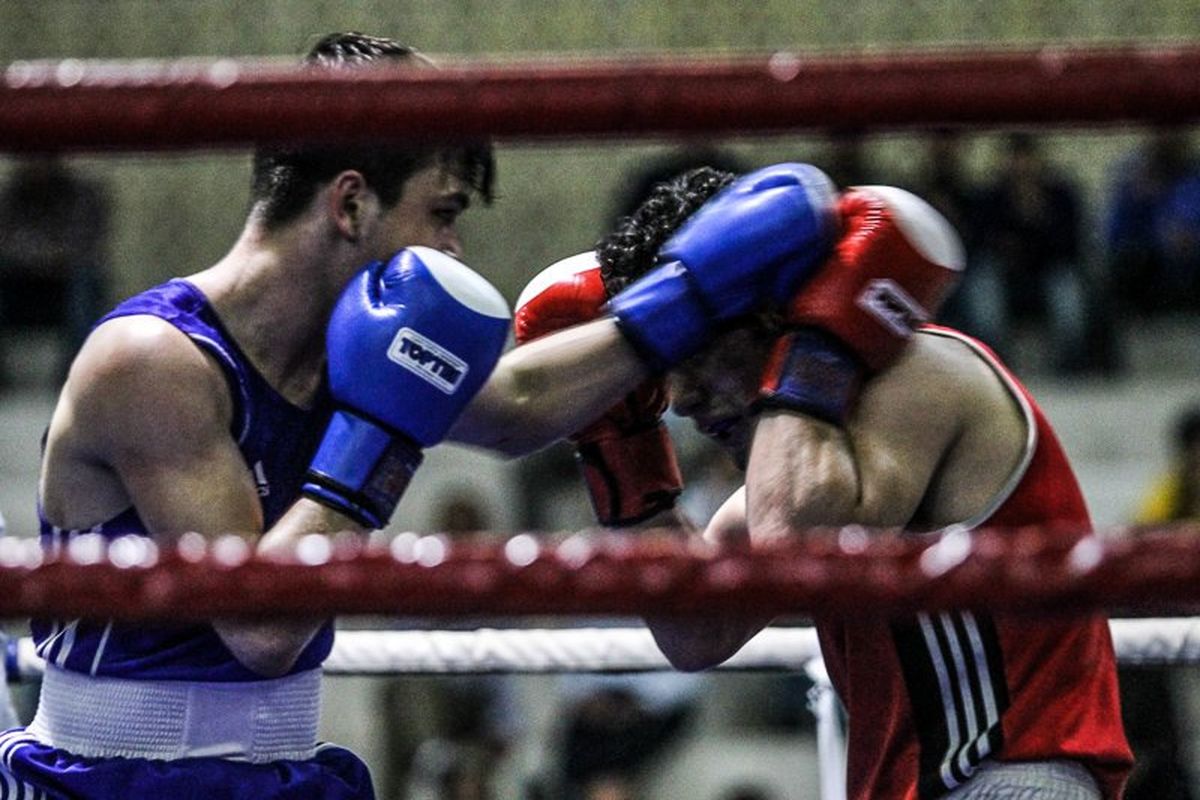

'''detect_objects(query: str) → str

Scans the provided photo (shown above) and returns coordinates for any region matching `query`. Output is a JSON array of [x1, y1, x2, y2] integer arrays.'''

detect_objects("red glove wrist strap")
[[575, 424, 683, 527]]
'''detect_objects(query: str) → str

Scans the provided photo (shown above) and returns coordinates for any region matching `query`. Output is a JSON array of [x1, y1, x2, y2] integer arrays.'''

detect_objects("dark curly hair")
[[595, 166, 737, 297], [249, 31, 495, 229]]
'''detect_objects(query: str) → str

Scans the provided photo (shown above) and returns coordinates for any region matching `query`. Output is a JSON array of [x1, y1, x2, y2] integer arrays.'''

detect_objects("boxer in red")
[[509, 168, 1133, 799]]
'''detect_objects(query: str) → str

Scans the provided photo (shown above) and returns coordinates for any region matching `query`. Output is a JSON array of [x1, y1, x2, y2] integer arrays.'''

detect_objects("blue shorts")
[[0, 730, 374, 800]]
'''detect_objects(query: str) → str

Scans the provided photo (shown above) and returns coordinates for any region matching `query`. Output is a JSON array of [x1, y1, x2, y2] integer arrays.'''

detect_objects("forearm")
[[745, 412, 863, 543], [450, 318, 651, 455], [214, 499, 366, 678], [644, 485, 772, 669]]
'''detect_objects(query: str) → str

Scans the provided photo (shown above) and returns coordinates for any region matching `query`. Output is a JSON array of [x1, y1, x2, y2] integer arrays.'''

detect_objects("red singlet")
[[816, 327, 1133, 800]]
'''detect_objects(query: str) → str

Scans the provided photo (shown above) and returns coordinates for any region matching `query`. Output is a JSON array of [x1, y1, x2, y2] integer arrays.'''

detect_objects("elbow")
[[647, 618, 748, 672], [240, 649, 300, 679], [216, 625, 305, 678], [661, 648, 724, 673]]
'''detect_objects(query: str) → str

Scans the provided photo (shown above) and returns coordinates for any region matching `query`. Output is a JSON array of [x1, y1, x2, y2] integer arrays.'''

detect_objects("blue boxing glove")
[[607, 163, 838, 372], [303, 247, 510, 529]]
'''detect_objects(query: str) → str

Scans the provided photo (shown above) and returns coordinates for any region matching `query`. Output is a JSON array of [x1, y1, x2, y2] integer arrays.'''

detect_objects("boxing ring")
[[4, 528, 1200, 799], [5, 43, 1200, 798]]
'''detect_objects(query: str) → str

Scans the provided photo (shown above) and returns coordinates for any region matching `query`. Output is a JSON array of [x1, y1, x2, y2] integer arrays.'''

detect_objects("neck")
[[188, 219, 347, 406]]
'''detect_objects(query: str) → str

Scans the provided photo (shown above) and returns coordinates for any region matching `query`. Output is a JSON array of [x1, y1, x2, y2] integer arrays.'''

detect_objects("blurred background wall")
[[0, 0, 1193, 303]]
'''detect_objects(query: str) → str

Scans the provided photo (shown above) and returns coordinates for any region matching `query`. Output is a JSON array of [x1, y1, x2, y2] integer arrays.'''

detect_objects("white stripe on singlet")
[[961, 611, 1002, 740], [918, 610, 1006, 791], [0, 768, 45, 800], [51, 620, 78, 668], [88, 621, 114, 677], [919, 613, 967, 790], [937, 613, 984, 776]]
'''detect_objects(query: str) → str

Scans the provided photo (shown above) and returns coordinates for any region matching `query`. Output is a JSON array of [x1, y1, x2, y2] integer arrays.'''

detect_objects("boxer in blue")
[[0, 32, 509, 799]]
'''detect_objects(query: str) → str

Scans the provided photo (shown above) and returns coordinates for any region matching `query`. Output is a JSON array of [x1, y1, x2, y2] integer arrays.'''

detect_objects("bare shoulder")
[[910, 330, 1021, 416], [859, 330, 1001, 426], [56, 315, 232, 455], [895, 330, 1029, 525], [42, 315, 238, 526]]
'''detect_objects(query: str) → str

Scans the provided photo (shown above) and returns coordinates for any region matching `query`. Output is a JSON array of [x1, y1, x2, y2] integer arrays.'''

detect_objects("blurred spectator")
[[407, 738, 496, 800], [434, 488, 492, 538], [908, 129, 980, 242], [906, 129, 985, 334], [958, 133, 1105, 374], [1106, 129, 1200, 317], [394, 667, 521, 800], [1120, 405, 1200, 800], [1136, 406, 1200, 523], [0, 156, 111, 388], [559, 684, 692, 800], [398, 489, 522, 800], [717, 785, 778, 800], [823, 128, 883, 187]]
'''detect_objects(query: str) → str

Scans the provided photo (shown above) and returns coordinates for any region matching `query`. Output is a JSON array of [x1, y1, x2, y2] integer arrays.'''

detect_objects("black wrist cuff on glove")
[[302, 410, 425, 529]]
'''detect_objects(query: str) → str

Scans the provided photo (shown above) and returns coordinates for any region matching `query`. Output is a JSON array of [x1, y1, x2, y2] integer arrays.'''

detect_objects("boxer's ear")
[[329, 170, 371, 242]]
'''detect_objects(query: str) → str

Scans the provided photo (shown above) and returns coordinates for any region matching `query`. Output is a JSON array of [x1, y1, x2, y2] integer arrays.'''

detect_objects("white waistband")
[[28, 665, 322, 763]]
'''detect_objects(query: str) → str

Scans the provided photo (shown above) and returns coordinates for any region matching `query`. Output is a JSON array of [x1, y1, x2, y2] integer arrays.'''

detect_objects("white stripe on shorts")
[[0, 759, 44, 800]]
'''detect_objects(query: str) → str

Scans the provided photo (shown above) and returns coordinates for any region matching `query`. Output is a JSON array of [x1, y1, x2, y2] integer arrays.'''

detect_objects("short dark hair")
[[249, 31, 495, 229], [595, 166, 737, 297]]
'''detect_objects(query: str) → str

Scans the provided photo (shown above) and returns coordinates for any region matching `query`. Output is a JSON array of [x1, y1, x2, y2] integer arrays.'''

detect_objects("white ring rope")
[[3, 618, 1195, 680], [326, 626, 825, 675], [1108, 617, 1200, 665], [4, 619, 1188, 800]]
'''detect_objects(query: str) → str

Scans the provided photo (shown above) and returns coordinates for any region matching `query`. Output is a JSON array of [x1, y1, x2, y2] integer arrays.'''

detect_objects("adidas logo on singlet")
[[386, 328, 467, 394]]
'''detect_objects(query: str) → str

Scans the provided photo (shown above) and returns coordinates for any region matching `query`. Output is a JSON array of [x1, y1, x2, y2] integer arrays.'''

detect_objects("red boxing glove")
[[515, 252, 683, 526], [760, 186, 965, 423]]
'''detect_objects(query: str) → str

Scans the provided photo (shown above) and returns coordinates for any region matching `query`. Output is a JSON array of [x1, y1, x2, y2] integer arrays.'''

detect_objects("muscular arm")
[[646, 342, 970, 671], [449, 318, 651, 455], [744, 334, 996, 542], [42, 318, 356, 677]]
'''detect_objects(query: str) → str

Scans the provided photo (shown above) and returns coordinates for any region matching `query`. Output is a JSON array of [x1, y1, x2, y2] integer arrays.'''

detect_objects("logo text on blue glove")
[[386, 327, 468, 394]]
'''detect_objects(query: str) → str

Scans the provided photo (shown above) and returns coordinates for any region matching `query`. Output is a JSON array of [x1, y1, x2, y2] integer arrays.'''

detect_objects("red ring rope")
[[2, 526, 1197, 622], [2, 46, 1199, 151], [3, 45, 1198, 624]]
